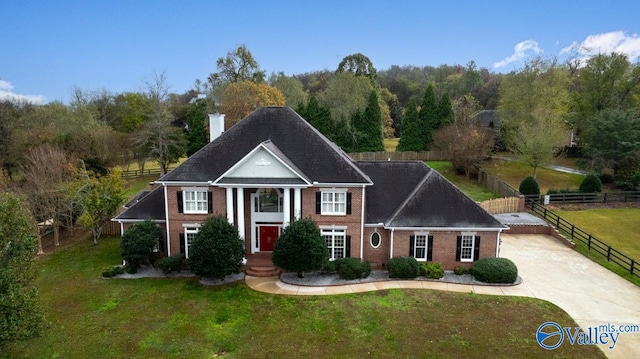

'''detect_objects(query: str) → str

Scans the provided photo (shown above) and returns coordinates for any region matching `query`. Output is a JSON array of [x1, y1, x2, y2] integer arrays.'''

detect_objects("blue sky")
[[2, 0, 640, 104]]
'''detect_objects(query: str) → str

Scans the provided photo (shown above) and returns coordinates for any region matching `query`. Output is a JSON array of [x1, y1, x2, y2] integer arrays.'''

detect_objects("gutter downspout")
[[496, 229, 503, 257], [163, 183, 171, 255], [360, 185, 365, 259], [390, 228, 395, 259]]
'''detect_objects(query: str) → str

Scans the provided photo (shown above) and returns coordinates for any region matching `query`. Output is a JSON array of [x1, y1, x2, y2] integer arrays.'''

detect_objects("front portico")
[[212, 139, 309, 254]]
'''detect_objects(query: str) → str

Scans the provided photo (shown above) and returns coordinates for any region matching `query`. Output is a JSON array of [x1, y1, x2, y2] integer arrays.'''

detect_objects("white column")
[[237, 188, 245, 239], [390, 229, 395, 259], [226, 187, 234, 225], [283, 188, 291, 227], [293, 188, 301, 220]]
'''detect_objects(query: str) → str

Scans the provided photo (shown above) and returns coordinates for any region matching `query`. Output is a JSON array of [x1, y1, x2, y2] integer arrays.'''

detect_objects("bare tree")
[[22, 144, 79, 249], [434, 120, 495, 179]]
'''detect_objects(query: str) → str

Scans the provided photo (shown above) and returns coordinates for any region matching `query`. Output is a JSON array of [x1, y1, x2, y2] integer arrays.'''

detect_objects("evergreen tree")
[[297, 96, 333, 137], [396, 97, 420, 151], [352, 91, 384, 151], [185, 99, 208, 156], [0, 193, 45, 346], [437, 93, 455, 128], [418, 84, 438, 150], [189, 216, 245, 279], [271, 218, 328, 278]]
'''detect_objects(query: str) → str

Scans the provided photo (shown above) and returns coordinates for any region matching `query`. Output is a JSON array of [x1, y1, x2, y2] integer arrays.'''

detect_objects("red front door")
[[259, 226, 279, 252]]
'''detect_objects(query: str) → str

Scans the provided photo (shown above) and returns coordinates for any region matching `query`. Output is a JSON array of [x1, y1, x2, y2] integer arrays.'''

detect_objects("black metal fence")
[[527, 201, 639, 280], [526, 191, 640, 204]]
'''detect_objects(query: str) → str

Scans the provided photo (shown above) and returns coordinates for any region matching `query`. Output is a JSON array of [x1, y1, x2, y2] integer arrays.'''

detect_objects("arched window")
[[255, 188, 283, 213], [370, 231, 381, 249]]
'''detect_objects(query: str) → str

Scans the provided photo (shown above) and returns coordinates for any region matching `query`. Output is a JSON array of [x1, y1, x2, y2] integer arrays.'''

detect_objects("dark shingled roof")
[[357, 161, 506, 229], [161, 107, 371, 184], [114, 186, 165, 221]]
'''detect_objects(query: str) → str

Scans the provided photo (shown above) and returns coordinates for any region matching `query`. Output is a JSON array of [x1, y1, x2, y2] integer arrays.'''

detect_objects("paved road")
[[500, 234, 640, 359]]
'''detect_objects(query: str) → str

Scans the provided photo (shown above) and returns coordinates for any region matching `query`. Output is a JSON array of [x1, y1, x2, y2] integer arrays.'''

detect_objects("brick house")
[[114, 107, 506, 270]]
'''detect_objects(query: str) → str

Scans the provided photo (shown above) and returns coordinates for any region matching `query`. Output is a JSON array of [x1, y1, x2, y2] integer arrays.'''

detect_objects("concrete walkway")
[[245, 234, 640, 358]]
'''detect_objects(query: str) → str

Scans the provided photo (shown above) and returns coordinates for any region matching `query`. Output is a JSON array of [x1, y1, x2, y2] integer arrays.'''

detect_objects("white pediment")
[[224, 147, 298, 179]]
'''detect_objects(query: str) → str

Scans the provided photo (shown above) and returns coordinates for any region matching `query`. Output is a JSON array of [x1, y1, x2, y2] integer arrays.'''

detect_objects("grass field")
[[483, 159, 585, 194], [427, 161, 500, 202], [554, 208, 640, 260], [3, 237, 603, 358]]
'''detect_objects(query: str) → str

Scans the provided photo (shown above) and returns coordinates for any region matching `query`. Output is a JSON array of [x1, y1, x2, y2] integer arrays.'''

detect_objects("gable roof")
[[357, 161, 506, 229], [114, 186, 165, 222], [161, 107, 372, 185]]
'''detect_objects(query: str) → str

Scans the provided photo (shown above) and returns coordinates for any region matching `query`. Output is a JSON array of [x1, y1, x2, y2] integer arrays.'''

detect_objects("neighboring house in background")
[[114, 107, 507, 270], [471, 110, 505, 150]]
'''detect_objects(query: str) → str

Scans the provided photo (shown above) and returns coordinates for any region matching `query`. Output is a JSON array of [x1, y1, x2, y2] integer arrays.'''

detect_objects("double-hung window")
[[322, 228, 346, 260], [183, 189, 208, 214], [321, 190, 346, 215], [184, 227, 199, 258], [413, 235, 428, 260], [460, 234, 475, 262]]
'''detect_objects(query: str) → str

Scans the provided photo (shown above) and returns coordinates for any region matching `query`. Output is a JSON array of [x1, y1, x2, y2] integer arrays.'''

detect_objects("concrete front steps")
[[245, 266, 281, 277]]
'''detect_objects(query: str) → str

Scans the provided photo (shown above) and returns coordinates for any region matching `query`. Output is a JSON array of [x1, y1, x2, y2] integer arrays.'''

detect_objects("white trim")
[[115, 219, 166, 224], [283, 187, 291, 227], [319, 225, 348, 230], [182, 188, 209, 214], [320, 189, 347, 215], [390, 228, 395, 259], [360, 185, 365, 259], [212, 143, 311, 185], [370, 231, 381, 249], [293, 188, 301, 220], [386, 226, 505, 231], [237, 188, 245, 240], [460, 233, 476, 262], [312, 183, 370, 187], [184, 226, 200, 259], [321, 227, 347, 260], [157, 181, 210, 186], [226, 187, 234, 225], [163, 184, 170, 255], [181, 223, 202, 228], [413, 231, 430, 236], [496, 229, 503, 257], [413, 234, 429, 261], [364, 223, 385, 228], [217, 183, 311, 188], [119, 222, 124, 237]]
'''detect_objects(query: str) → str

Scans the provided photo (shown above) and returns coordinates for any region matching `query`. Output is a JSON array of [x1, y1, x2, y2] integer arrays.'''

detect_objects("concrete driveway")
[[500, 234, 640, 359]]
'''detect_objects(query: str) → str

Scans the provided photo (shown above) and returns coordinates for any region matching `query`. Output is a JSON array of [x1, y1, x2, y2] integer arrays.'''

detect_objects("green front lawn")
[[4, 237, 604, 358], [554, 208, 640, 261]]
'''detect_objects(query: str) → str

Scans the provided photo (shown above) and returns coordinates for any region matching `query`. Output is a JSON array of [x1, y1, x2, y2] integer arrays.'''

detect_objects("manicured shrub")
[[272, 218, 328, 278], [472, 257, 518, 284], [631, 173, 640, 189], [614, 181, 635, 191], [321, 258, 339, 273], [518, 176, 540, 195], [579, 174, 602, 193], [102, 265, 121, 278], [337, 258, 371, 280], [419, 262, 444, 279], [598, 172, 615, 184], [387, 257, 419, 279], [121, 220, 163, 270], [453, 266, 464, 275], [189, 215, 245, 280], [156, 254, 184, 274]]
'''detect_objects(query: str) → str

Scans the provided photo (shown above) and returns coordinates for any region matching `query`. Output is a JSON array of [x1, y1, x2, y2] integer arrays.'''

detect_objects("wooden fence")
[[348, 150, 449, 161], [479, 197, 524, 214], [527, 201, 639, 280], [102, 221, 121, 236], [477, 170, 521, 198]]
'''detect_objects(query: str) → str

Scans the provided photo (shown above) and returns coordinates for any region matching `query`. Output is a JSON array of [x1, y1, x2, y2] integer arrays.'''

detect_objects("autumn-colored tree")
[[433, 120, 495, 178], [221, 81, 285, 126]]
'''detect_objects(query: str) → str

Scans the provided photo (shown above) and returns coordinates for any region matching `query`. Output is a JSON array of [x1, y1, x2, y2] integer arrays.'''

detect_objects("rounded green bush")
[[631, 173, 640, 189], [156, 254, 184, 274], [387, 257, 419, 279], [579, 174, 603, 193], [419, 262, 444, 279], [472, 257, 518, 284], [337, 258, 371, 280], [519, 176, 540, 195]]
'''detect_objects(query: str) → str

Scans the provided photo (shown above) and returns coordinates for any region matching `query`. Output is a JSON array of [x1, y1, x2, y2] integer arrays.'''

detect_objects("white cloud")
[[0, 80, 46, 104], [560, 31, 640, 63], [494, 40, 543, 69]]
